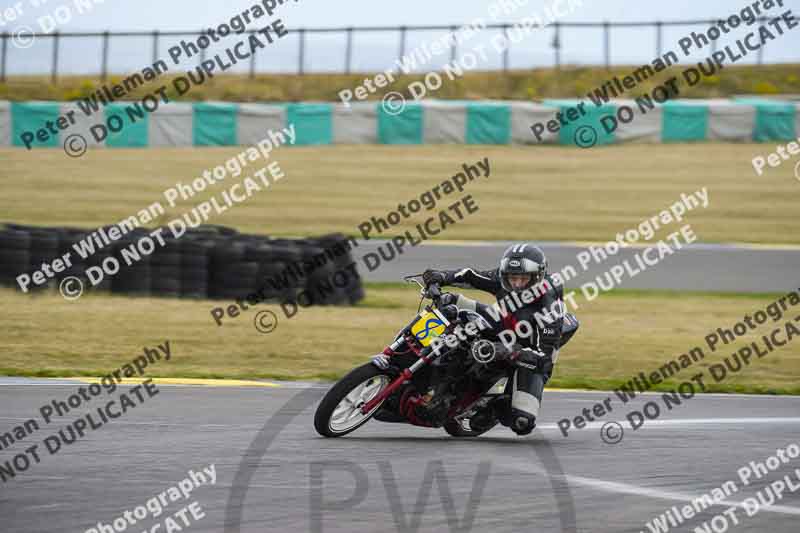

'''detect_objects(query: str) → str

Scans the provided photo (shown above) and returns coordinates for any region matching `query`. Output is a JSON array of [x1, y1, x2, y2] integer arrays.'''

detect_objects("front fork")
[[361, 335, 435, 414]]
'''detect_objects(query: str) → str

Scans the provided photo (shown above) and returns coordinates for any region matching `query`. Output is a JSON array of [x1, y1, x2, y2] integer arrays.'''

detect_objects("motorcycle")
[[313, 274, 579, 438]]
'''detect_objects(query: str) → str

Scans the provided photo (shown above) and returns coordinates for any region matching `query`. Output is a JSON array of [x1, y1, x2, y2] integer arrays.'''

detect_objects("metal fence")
[[0, 19, 777, 83]]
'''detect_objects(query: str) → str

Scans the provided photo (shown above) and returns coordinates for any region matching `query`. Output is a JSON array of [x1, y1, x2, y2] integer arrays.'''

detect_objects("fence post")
[[450, 25, 457, 63], [656, 21, 662, 59], [249, 33, 256, 78], [101, 31, 109, 81], [1, 33, 7, 83], [298, 28, 305, 75], [345, 27, 353, 74], [503, 24, 510, 72], [152, 30, 159, 66], [710, 20, 717, 54], [553, 22, 560, 70], [399, 26, 406, 61], [603, 21, 610, 70], [52, 31, 60, 84]]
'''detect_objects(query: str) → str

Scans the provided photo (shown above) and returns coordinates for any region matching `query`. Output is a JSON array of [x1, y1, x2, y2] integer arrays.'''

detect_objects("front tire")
[[314, 364, 391, 437]]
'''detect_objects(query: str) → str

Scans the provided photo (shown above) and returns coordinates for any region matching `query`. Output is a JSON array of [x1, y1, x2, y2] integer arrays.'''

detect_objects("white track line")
[[0, 417, 254, 429], [504, 458, 800, 517], [0, 381, 327, 389], [19, 503, 68, 511], [0, 381, 797, 397], [537, 417, 800, 431], [0, 417, 797, 431], [554, 471, 800, 517]]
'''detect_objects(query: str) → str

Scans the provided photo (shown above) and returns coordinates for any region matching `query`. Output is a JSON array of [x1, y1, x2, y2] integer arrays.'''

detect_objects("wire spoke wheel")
[[314, 364, 391, 437], [329, 375, 388, 432]]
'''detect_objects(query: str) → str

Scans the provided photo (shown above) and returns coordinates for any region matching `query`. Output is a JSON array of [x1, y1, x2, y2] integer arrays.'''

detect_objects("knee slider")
[[510, 408, 536, 435]]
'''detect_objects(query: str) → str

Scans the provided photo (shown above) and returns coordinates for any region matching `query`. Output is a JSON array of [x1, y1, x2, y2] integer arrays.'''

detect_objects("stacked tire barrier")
[[0, 223, 364, 305]]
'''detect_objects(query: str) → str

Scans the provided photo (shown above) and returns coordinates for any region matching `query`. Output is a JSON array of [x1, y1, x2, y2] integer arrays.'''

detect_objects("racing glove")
[[439, 293, 458, 306], [422, 269, 448, 286], [513, 347, 551, 374]]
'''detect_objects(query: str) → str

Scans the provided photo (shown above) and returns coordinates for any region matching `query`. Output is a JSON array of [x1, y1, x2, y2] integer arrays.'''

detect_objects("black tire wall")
[[0, 223, 364, 305]]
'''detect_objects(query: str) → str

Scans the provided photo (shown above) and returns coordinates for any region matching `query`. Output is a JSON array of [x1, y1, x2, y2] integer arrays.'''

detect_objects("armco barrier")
[[2, 99, 798, 149], [0, 223, 364, 305]]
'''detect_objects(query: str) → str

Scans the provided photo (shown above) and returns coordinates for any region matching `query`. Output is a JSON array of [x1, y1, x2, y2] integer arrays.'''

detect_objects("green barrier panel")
[[466, 103, 511, 144], [105, 103, 148, 147], [287, 103, 332, 145], [545, 100, 616, 147], [752, 102, 796, 141], [193, 102, 238, 146], [378, 102, 424, 145], [733, 97, 797, 141], [11, 102, 61, 148], [662, 102, 708, 142]]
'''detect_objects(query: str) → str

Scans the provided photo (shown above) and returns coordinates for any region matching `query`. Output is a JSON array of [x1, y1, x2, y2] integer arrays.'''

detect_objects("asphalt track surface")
[[357, 240, 800, 293], [2, 379, 800, 533]]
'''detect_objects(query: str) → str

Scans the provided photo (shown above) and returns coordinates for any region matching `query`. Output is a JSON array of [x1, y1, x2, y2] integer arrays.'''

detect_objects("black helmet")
[[499, 243, 547, 293]]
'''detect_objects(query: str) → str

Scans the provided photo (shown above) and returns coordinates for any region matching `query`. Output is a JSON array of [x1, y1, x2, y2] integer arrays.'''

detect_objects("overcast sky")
[[5, 0, 793, 30], [4, 0, 798, 74]]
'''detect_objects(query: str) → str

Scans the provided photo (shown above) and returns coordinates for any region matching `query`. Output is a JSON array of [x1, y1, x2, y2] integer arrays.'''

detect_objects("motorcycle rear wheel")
[[314, 363, 391, 438]]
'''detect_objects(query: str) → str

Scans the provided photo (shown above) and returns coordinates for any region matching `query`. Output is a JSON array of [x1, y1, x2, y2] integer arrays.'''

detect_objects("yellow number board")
[[410, 311, 446, 347]]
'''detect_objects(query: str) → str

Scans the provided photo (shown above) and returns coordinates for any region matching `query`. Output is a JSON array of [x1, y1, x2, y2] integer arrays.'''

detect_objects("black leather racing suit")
[[439, 267, 569, 434]]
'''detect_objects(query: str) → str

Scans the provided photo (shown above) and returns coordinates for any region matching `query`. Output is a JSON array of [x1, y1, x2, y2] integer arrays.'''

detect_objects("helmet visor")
[[506, 273, 532, 291]]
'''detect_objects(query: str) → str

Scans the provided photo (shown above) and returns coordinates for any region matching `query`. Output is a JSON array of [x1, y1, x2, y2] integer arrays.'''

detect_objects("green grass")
[[1, 285, 798, 394], [1, 64, 798, 102], [1, 144, 798, 244]]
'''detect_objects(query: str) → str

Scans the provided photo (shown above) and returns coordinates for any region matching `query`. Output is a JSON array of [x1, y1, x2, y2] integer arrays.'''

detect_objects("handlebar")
[[402, 274, 446, 305]]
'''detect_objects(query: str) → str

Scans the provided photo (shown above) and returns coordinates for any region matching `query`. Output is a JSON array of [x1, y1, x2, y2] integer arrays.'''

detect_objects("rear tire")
[[314, 364, 391, 438]]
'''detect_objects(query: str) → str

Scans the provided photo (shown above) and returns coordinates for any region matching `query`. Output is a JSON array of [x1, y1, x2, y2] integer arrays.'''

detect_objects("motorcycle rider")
[[422, 243, 577, 435]]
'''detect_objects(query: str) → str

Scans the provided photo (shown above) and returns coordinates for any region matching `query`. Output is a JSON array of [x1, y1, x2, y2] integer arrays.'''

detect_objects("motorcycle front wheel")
[[314, 363, 391, 437]]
